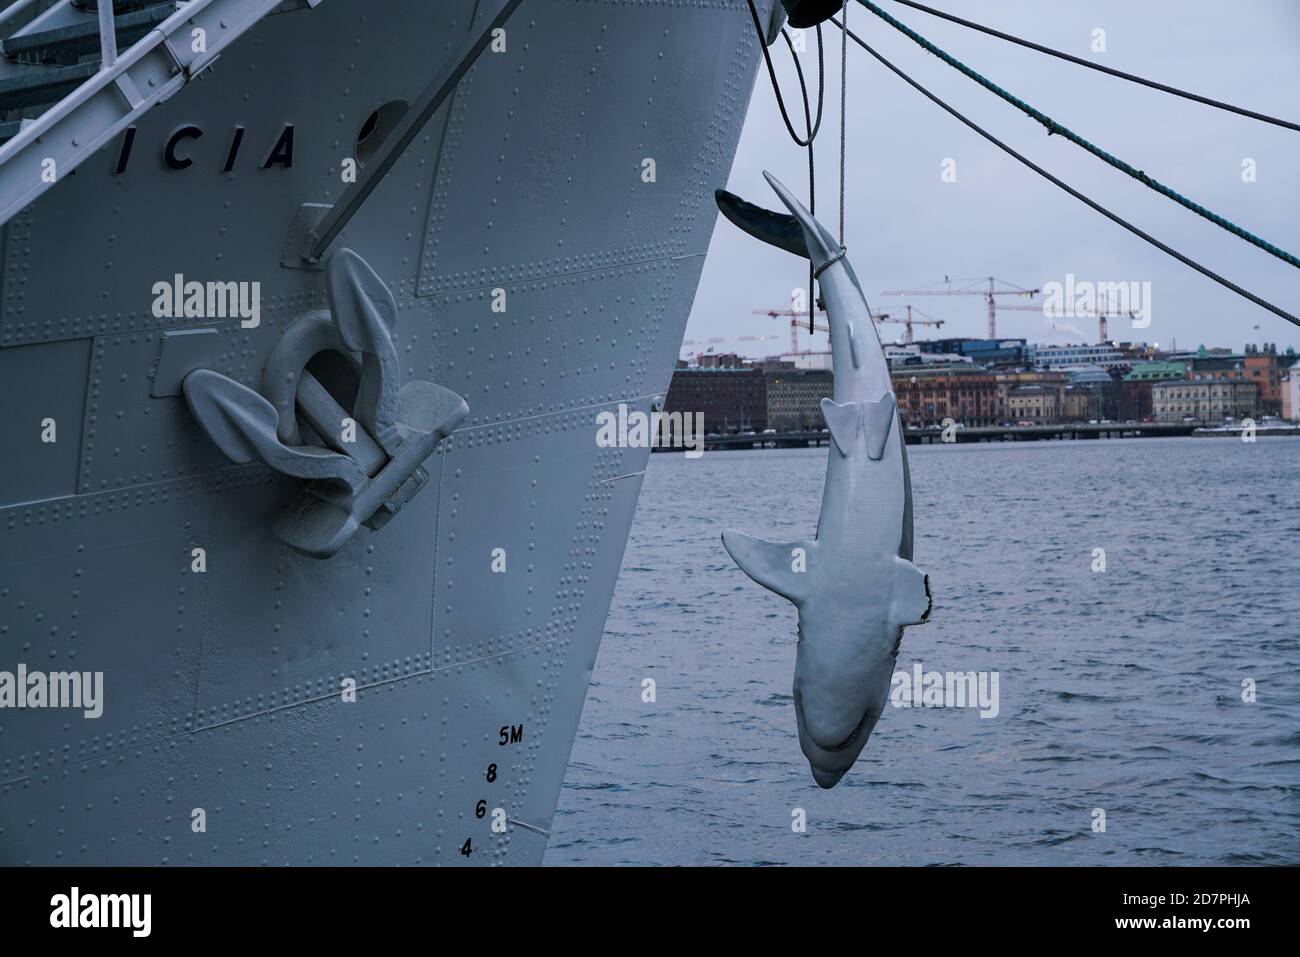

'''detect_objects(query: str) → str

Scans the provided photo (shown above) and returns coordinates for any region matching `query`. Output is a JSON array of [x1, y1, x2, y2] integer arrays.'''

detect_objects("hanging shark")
[[715, 172, 933, 788]]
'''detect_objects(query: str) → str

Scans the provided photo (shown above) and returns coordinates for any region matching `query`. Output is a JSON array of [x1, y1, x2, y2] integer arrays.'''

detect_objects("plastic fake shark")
[[715, 172, 933, 788]]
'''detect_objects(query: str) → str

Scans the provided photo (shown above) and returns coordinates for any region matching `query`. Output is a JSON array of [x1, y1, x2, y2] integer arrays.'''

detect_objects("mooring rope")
[[853, 0, 1300, 272], [886, 0, 1300, 134], [832, 16, 1299, 328]]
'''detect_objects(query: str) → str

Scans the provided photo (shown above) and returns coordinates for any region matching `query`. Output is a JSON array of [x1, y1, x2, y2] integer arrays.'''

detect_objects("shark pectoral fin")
[[889, 556, 933, 627], [721, 529, 814, 605], [820, 398, 859, 457], [863, 394, 897, 461]]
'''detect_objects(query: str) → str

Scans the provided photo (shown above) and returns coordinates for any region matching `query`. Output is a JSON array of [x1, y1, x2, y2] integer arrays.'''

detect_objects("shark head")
[[791, 614, 902, 788]]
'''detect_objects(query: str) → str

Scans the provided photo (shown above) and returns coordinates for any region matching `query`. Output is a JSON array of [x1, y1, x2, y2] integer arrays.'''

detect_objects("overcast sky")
[[685, 0, 1300, 359]]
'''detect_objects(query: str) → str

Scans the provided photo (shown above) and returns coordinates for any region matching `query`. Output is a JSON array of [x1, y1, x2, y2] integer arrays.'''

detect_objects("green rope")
[[855, 0, 1300, 271]]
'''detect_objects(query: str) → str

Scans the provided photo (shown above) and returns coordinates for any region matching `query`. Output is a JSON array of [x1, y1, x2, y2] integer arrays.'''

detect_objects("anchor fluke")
[[184, 249, 468, 559]]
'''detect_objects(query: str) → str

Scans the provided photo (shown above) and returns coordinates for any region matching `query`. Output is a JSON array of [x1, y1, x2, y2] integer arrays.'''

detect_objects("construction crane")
[[751, 307, 828, 355], [998, 290, 1136, 345], [679, 332, 785, 359], [872, 305, 945, 345], [881, 277, 1040, 338], [753, 305, 943, 349]]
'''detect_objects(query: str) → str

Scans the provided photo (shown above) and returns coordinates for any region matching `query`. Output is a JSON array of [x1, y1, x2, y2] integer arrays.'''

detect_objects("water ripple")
[[549, 438, 1300, 866]]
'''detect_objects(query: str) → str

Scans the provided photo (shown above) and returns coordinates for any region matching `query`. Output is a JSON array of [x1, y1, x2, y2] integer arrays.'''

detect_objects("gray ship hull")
[[0, 0, 764, 864]]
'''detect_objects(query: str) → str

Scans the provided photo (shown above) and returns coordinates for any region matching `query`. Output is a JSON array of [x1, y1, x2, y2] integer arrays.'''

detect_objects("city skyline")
[[665, 338, 1298, 435]]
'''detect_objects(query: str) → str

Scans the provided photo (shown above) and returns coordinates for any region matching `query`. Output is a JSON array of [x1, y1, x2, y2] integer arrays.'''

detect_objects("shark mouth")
[[794, 690, 873, 753], [820, 707, 873, 753]]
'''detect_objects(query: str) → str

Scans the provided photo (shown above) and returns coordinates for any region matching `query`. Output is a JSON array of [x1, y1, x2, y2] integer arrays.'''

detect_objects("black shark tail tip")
[[714, 173, 841, 273], [714, 187, 809, 260]]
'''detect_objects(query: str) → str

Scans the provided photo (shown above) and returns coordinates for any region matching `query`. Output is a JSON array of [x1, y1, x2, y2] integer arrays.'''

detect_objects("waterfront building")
[[1125, 360, 1188, 381], [1117, 380, 1154, 422], [696, 352, 748, 369], [775, 351, 834, 371], [1064, 366, 1119, 421], [886, 345, 976, 367], [1120, 360, 1186, 421], [995, 370, 1069, 422], [766, 369, 833, 431], [1188, 354, 1248, 382], [1167, 345, 1234, 362], [913, 337, 1028, 368], [1163, 345, 1297, 417], [1116, 342, 1159, 362], [892, 365, 1001, 427], [1007, 384, 1059, 423], [1151, 379, 1258, 424], [1027, 342, 1130, 371], [663, 367, 767, 434], [1243, 344, 1287, 416], [1284, 360, 1300, 422], [1062, 388, 1092, 422]]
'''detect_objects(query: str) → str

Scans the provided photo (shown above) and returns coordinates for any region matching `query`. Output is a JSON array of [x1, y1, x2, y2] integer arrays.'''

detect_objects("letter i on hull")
[[714, 172, 933, 788]]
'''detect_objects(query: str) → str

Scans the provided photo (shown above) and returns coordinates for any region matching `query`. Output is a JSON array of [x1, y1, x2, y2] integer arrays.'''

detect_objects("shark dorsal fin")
[[863, 394, 897, 461], [721, 529, 815, 605], [820, 398, 859, 457]]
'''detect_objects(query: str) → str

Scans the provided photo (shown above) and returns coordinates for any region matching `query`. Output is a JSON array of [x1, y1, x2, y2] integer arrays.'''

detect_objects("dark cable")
[[781, 26, 821, 332], [887, 0, 1300, 133], [831, 17, 1299, 328], [743, 2, 836, 333], [745, 0, 826, 146]]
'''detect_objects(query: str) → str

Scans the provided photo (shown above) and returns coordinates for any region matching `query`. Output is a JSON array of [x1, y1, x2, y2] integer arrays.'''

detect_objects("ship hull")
[[0, 0, 764, 865]]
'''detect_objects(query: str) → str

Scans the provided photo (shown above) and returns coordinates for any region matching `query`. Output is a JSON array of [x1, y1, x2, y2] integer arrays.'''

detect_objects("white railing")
[[0, 0, 296, 227], [97, 0, 117, 68], [0, 0, 120, 69], [0, 0, 43, 30]]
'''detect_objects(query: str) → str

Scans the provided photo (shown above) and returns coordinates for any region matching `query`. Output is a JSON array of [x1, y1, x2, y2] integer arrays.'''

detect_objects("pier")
[[653, 421, 1300, 452]]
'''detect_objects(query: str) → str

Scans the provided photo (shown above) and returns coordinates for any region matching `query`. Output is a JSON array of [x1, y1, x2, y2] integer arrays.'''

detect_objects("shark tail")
[[713, 173, 841, 274]]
